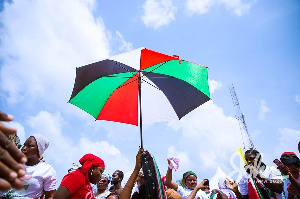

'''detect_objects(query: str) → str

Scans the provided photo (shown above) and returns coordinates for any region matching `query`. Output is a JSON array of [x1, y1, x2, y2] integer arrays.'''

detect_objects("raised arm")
[[166, 158, 178, 191], [277, 164, 300, 195], [120, 148, 143, 199]]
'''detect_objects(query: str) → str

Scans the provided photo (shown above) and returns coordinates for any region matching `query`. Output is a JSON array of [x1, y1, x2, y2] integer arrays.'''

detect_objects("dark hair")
[[280, 154, 300, 167], [245, 149, 266, 168], [131, 183, 147, 199], [115, 170, 124, 181]]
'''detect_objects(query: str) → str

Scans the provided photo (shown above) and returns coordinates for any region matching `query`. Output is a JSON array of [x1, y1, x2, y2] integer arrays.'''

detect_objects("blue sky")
[[0, 0, 299, 190]]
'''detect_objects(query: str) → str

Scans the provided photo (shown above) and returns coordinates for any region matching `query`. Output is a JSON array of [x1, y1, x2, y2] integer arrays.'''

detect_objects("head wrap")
[[102, 172, 111, 183], [280, 152, 300, 167], [31, 134, 49, 157], [281, 151, 297, 156], [79, 153, 105, 176]]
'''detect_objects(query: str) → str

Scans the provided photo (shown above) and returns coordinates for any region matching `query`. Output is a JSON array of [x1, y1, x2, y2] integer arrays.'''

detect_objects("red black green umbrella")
[[69, 47, 210, 148]]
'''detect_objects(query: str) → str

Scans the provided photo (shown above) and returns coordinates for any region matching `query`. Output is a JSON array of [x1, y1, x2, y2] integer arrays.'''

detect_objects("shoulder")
[[38, 161, 55, 170], [263, 166, 282, 180], [61, 170, 85, 184]]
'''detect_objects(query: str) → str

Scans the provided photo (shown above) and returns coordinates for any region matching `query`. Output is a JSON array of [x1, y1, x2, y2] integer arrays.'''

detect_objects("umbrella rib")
[[117, 77, 138, 89], [141, 78, 160, 90], [106, 75, 134, 78], [115, 75, 161, 91], [114, 61, 137, 75], [113, 60, 173, 90], [142, 61, 167, 76]]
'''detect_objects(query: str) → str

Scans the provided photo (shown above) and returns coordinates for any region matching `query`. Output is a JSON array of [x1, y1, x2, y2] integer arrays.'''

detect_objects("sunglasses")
[[99, 179, 108, 183]]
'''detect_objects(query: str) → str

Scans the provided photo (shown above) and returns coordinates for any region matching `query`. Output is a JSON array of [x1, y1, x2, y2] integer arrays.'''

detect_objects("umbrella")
[[69, 47, 210, 149]]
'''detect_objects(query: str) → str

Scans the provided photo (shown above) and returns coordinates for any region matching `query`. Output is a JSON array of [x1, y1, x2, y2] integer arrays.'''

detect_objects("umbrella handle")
[[138, 72, 143, 150]]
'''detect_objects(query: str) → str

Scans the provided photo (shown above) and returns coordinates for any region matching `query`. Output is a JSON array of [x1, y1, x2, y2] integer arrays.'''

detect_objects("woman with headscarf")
[[54, 153, 105, 199], [277, 152, 300, 198], [94, 172, 111, 199], [3, 134, 57, 198], [166, 159, 208, 199]]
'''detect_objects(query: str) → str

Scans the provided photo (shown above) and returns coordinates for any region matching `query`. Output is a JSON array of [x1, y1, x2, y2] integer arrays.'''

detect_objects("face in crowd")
[[89, 166, 105, 184], [21, 136, 39, 159], [244, 149, 263, 168], [185, 174, 197, 190], [97, 176, 109, 190], [111, 170, 123, 185]]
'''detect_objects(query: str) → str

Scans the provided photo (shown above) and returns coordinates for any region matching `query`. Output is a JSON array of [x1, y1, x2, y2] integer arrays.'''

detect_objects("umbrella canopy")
[[69, 47, 210, 148]]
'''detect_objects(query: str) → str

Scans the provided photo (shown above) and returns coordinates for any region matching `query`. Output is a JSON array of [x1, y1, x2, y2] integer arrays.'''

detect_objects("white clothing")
[[4, 161, 57, 199], [177, 185, 208, 199], [239, 166, 283, 199]]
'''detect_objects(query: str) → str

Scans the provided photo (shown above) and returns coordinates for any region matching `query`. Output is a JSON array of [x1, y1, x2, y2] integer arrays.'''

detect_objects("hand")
[[197, 179, 209, 190], [277, 164, 290, 176], [225, 179, 239, 193], [245, 165, 259, 178], [135, 148, 143, 170], [0, 111, 27, 191], [167, 158, 171, 169]]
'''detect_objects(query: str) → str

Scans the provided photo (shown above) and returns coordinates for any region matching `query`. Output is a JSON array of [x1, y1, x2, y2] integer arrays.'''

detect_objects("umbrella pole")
[[138, 71, 143, 149]]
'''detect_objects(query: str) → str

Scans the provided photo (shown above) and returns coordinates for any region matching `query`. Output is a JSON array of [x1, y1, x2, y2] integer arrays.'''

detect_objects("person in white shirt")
[[166, 158, 208, 199], [238, 149, 283, 199], [3, 134, 57, 199]]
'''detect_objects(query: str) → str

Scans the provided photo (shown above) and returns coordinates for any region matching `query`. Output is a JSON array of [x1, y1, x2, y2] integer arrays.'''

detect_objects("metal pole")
[[138, 71, 143, 149]]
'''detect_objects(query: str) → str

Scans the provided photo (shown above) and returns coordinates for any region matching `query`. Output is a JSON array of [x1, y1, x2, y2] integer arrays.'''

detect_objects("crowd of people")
[[0, 110, 299, 199]]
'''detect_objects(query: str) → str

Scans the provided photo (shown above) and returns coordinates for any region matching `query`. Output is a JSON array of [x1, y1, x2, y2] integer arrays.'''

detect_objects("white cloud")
[[108, 31, 134, 55], [166, 101, 243, 180], [219, 0, 251, 16], [209, 79, 222, 94], [186, 0, 215, 15], [257, 100, 271, 121], [0, 0, 109, 109], [274, 128, 300, 155], [141, 0, 177, 30], [295, 95, 300, 103], [185, 0, 252, 16]]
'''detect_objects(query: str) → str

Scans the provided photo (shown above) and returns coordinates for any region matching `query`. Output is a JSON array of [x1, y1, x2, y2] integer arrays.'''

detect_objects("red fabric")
[[140, 48, 176, 70], [79, 154, 105, 180], [248, 179, 260, 199], [281, 151, 297, 157], [61, 170, 95, 199], [97, 74, 138, 125]]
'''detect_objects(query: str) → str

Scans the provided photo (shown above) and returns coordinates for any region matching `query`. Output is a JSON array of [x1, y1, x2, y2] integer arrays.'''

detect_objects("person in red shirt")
[[54, 153, 105, 199]]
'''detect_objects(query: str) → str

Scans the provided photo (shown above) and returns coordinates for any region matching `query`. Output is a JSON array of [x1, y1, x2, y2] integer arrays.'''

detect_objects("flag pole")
[[138, 71, 143, 149]]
